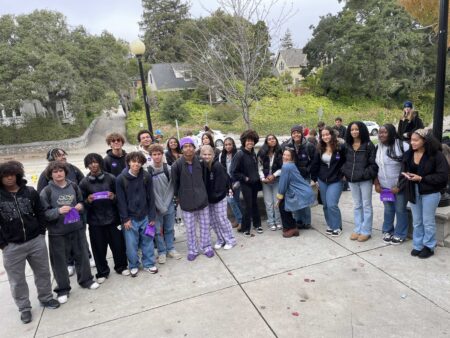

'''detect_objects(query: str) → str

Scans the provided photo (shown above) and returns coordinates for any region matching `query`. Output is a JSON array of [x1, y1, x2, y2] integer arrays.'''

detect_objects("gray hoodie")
[[149, 164, 174, 215], [40, 180, 84, 236]]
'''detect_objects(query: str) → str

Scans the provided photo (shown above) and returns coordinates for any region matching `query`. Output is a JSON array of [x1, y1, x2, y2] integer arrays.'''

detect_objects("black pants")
[[241, 183, 261, 232], [48, 228, 94, 296], [89, 224, 128, 278], [279, 199, 297, 230]]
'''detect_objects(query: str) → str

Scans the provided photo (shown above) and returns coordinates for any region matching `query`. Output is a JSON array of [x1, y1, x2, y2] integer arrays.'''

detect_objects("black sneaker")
[[411, 249, 421, 257], [382, 233, 393, 244], [390, 236, 405, 245], [325, 228, 333, 235], [297, 223, 312, 230], [418, 246, 434, 259], [40, 299, 60, 309], [243, 231, 251, 237], [20, 311, 32, 324], [331, 229, 342, 237]]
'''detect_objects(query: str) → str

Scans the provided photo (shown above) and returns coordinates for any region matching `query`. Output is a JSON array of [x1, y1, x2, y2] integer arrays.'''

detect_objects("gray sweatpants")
[[2, 235, 53, 312]]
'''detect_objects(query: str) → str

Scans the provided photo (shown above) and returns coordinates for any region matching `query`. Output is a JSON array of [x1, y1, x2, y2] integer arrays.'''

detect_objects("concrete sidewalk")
[[1, 190, 450, 338]]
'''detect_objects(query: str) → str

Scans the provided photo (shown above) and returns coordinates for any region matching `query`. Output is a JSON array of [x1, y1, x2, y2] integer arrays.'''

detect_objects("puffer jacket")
[[341, 142, 378, 182], [204, 159, 231, 204], [230, 148, 262, 190], [281, 137, 317, 179]]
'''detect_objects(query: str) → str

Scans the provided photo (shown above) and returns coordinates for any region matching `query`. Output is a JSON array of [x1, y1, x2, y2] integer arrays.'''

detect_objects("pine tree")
[[139, 0, 190, 63], [280, 29, 294, 49]]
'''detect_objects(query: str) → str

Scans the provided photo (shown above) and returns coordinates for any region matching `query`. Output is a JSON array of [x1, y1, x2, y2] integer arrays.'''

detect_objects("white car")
[[195, 129, 225, 148], [363, 121, 380, 136]]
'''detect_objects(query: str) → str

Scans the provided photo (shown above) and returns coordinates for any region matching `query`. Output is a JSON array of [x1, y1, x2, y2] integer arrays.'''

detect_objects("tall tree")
[[139, 0, 190, 63], [280, 29, 294, 49]]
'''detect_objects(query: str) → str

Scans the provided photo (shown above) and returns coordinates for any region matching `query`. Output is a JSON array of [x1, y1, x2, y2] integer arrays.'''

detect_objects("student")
[[201, 145, 237, 250], [104, 132, 127, 177], [231, 130, 263, 236], [311, 127, 346, 237], [79, 153, 130, 283], [398, 101, 424, 142], [220, 137, 242, 229], [136, 129, 154, 167], [333, 117, 347, 139], [196, 132, 220, 160], [172, 137, 214, 261], [398, 129, 449, 258], [116, 152, 158, 276], [0, 161, 60, 324], [341, 121, 378, 242], [148, 144, 181, 263], [40, 161, 99, 305], [374, 124, 409, 245], [257, 134, 283, 231], [165, 137, 182, 166], [277, 149, 315, 238]]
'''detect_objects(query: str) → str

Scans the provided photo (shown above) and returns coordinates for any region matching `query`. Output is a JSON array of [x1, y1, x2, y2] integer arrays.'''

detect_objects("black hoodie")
[[104, 149, 127, 177], [204, 159, 231, 203], [0, 181, 46, 248]]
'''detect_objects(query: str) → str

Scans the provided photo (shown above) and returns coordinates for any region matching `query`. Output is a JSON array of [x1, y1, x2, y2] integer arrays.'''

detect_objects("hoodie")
[[104, 149, 127, 177], [148, 164, 174, 215], [37, 163, 84, 193]]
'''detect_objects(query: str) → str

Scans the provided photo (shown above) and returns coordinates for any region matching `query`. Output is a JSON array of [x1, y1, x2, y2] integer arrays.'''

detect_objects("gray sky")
[[0, 0, 343, 48]]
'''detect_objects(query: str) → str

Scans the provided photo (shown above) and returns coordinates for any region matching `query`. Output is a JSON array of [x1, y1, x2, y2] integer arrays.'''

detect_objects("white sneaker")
[[121, 269, 131, 276], [57, 295, 68, 304], [97, 277, 106, 284], [89, 282, 100, 290], [67, 265, 74, 276], [167, 250, 182, 260], [143, 266, 158, 274], [158, 254, 166, 264], [276, 224, 283, 230], [89, 258, 96, 268], [130, 268, 139, 277], [214, 242, 224, 250], [224, 243, 235, 250]]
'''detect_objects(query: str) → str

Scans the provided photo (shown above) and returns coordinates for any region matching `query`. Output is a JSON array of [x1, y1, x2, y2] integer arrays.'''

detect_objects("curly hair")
[[0, 161, 25, 187], [240, 129, 259, 147], [106, 132, 125, 145], [319, 126, 338, 154], [45, 161, 69, 180], [137, 130, 154, 143], [125, 151, 147, 165], [83, 153, 104, 169], [345, 121, 370, 145]]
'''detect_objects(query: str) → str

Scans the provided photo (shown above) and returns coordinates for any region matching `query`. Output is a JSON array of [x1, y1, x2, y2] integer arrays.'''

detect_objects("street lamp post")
[[130, 39, 153, 134]]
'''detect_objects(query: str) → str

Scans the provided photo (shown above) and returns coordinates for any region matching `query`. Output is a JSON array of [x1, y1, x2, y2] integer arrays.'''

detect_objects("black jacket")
[[230, 148, 262, 190], [79, 172, 120, 226], [37, 163, 84, 193], [281, 137, 317, 179], [311, 145, 346, 183], [104, 149, 127, 177], [341, 142, 378, 182], [257, 147, 283, 178], [171, 157, 209, 211], [0, 182, 46, 248], [398, 113, 424, 141], [333, 125, 347, 139], [204, 159, 231, 204], [165, 150, 181, 166], [399, 150, 449, 203], [220, 148, 237, 170]]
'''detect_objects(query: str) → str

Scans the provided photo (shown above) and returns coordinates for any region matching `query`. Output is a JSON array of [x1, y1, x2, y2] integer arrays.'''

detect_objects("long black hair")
[[166, 137, 181, 154], [258, 134, 281, 159], [381, 124, 403, 162], [0, 161, 25, 187], [345, 121, 370, 145]]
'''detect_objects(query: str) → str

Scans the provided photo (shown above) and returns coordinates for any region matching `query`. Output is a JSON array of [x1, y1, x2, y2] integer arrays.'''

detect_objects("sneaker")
[[89, 282, 100, 290], [67, 265, 75, 277], [158, 254, 167, 264], [390, 236, 405, 245], [40, 299, 60, 309], [20, 311, 32, 324], [205, 250, 215, 258], [256, 227, 263, 234], [357, 234, 371, 242], [350, 232, 359, 240], [187, 253, 198, 261], [325, 228, 333, 235], [57, 295, 68, 304], [331, 229, 342, 237], [121, 269, 131, 276], [130, 268, 138, 277], [418, 246, 434, 259], [89, 258, 96, 268], [168, 250, 182, 260], [269, 225, 277, 231], [97, 277, 106, 284], [276, 224, 282, 230], [411, 249, 421, 257], [243, 231, 251, 237], [224, 243, 235, 250], [382, 233, 393, 244], [144, 266, 158, 273], [214, 242, 224, 250]]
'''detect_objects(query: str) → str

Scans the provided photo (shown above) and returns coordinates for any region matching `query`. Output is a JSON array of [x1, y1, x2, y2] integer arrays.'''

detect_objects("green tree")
[[139, 0, 190, 63], [280, 29, 294, 49], [160, 92, 189, 123]]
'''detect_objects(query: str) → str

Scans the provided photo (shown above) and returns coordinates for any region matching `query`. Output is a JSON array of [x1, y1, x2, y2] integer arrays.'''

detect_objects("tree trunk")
[[242, 104, 251, 129]]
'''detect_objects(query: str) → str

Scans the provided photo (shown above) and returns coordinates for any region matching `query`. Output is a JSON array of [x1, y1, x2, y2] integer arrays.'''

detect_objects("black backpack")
[[147, 163, 170, 181]]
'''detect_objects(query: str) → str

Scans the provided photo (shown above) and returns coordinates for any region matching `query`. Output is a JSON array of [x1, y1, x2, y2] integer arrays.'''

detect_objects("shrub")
[[160, 93, 190, 123], [210, 104, 241, 124]]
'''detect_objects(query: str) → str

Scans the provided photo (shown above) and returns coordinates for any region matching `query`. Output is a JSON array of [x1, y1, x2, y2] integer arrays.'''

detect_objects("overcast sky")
[[0, 0, 343, 48]]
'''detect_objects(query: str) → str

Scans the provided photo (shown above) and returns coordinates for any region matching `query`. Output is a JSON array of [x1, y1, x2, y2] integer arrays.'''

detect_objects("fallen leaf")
[[311, 279, 315, 282], [292, 312, 299, 316], [288, 272, 293, 275], [304, 278, 310, 282]]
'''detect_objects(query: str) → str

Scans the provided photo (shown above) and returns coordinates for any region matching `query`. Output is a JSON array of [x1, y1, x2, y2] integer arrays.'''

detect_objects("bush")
[[160, 93, 190, 123], [210, 104, 241, 124]]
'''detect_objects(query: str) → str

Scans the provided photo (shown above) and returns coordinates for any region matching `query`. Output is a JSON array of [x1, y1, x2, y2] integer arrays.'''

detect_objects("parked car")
[[363, 121, 380, 136], [195, 129, 225, 148]]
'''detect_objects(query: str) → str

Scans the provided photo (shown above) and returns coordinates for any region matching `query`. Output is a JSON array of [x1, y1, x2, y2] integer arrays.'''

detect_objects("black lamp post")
[[130, 39, 153, 134]]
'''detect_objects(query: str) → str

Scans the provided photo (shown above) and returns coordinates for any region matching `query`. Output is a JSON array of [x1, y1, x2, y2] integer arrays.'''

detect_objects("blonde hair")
[[200, 145, 214, 169]]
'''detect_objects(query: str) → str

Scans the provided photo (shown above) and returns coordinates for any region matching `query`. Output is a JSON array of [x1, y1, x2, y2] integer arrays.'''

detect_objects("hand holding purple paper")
[[64, 208, 81, 224], [92, 191, 110, 200], [144, 223, 156, 237], [380, 189, 396, 202]]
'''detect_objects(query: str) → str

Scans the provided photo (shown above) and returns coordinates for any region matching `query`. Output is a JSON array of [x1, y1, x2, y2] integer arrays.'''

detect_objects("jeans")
[[123, 217, 155, 269], [293, 177, 311, 225], [227, 186, 242, 224], [155, 203, 175, 255], [409, 185, 441, 250], [382, 191, 409, 239], [349, 180, 373, 235], [318, 179, 343, 231], [262, 180, 281, 226]]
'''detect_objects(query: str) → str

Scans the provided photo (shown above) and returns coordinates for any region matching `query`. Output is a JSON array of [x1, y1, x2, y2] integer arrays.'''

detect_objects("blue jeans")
[[262, 180, 281, 226], [227, 186, 242, 224], [382, 191, 408, 239], [123, 217, 155, 269], [293, 177, 311, 225], [155, 203, 175, 255], [349, 180, 373, 235], [409, 185, 441, 250], [318, 179, 343, 230]]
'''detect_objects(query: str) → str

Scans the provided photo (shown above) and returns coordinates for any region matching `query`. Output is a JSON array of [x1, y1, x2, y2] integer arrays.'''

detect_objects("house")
[[148, 63, 197, 92], [273, 48, 308, 85]]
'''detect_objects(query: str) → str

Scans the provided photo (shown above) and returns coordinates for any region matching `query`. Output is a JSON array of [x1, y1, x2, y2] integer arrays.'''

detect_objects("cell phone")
[[401, 172, 412, 179]]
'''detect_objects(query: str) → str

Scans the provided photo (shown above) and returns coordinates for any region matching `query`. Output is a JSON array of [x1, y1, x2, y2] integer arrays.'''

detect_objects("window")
[[279, 61, 284, 71]]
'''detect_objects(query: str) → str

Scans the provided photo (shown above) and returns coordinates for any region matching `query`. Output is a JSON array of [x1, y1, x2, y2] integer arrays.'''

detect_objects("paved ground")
[[1, 112, 450, 337]]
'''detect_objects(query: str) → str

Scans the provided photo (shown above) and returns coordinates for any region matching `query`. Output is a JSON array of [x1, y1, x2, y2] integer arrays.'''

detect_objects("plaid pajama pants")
[[209, 198, 237, 246], [182, 206, 212, 255]]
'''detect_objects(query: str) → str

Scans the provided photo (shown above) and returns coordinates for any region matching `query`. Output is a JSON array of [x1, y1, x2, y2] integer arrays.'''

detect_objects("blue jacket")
[[277, 162, 315, 212]]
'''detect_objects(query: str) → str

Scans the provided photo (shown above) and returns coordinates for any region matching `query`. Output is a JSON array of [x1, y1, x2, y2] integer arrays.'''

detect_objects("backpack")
[[147, 163, 170, 181]]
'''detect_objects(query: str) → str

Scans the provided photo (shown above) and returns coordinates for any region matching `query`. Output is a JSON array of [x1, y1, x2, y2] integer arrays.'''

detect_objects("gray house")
[[148, 63, 197, 92]]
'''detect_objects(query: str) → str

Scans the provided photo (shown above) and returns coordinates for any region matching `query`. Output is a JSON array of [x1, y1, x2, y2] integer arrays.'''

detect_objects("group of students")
[[1, 101, 448, 324]]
